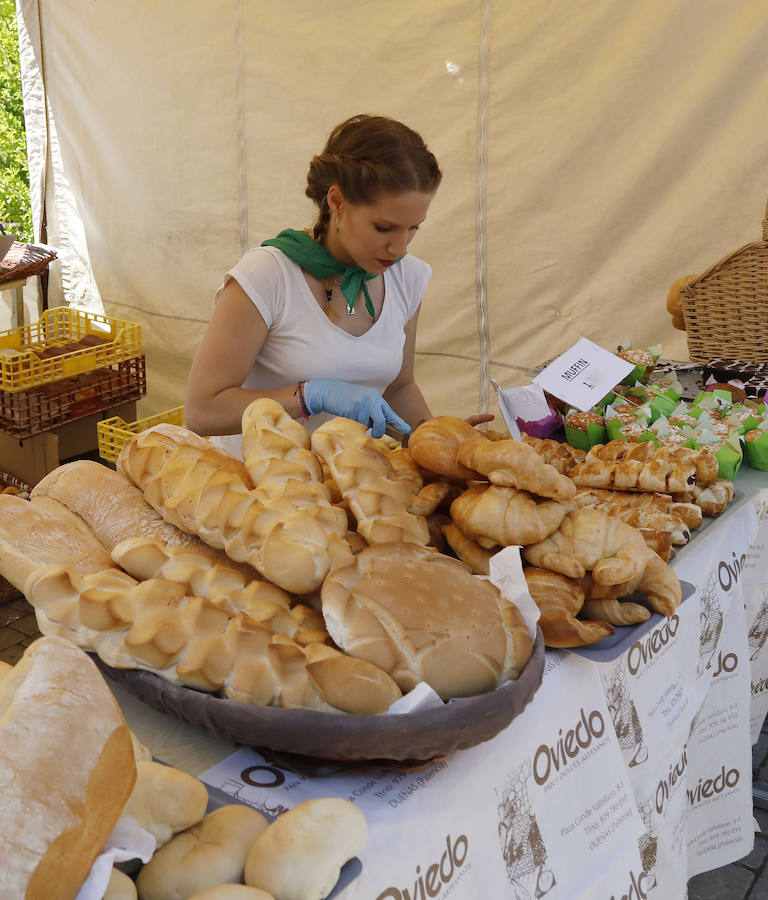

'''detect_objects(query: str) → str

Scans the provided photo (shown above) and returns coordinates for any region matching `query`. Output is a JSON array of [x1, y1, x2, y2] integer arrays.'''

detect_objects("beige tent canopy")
[[16, 0, 768, 421]]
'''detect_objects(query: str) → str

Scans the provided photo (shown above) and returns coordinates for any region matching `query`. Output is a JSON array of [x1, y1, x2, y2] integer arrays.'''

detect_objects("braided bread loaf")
[[311, 418, 430, 545], [117, 424, 352, 594], [26, 564, 402, 714]]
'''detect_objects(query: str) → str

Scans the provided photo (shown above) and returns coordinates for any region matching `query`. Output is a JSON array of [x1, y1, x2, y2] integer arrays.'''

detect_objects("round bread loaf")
[[187, 887, 275, 900], [320, 542, 533, 700]]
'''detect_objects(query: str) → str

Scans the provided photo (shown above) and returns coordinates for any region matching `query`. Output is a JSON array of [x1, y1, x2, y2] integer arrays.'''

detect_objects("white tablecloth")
[[110, 467, 768, 900]]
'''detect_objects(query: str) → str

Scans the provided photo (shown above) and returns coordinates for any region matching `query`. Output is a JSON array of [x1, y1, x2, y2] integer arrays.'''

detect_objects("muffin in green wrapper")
[[745, 426, 768, 470], [604, 402, 653, 442], [564, 410, 606, 451], [688, 425, 743, 480], [616, 342, 662, 384]]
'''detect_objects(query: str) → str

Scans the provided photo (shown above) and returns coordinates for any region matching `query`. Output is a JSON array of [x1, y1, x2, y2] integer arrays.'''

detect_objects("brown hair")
[[306, 114, 442, 241]]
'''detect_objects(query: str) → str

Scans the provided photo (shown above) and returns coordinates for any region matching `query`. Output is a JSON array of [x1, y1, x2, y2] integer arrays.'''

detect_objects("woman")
[[186, 113, 486, 454]]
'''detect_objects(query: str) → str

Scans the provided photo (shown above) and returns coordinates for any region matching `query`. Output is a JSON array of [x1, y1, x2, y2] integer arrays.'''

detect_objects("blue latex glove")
[[303, 380, 411, 439]]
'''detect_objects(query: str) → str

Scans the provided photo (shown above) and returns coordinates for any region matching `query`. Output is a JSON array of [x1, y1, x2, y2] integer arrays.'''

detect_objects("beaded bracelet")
[[294, 381, 310, 421]]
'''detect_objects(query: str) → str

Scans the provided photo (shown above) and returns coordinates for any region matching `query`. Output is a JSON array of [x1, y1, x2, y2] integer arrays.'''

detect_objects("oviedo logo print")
[[533, 707, 605, 786], [627, 615, 679, 676], [375, 834, 469, 900], [718, 551, 746, 592]]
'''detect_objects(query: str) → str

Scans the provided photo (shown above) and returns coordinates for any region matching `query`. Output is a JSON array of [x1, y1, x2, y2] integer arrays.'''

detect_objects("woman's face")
[[326, 187, 433, 274]]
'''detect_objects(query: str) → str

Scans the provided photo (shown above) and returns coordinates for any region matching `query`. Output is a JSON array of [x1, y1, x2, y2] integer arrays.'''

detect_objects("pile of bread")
[[0, 636, 365, 900], [0, 399, 535, 708], [405, 416, 733, 647]]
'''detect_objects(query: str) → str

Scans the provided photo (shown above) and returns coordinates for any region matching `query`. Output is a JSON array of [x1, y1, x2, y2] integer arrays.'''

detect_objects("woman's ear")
[[326, 184, 345, 215]]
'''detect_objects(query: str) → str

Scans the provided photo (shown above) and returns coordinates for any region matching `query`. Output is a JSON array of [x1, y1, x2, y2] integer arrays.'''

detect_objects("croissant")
[[451, 483, 568, 547], [523, 508, 651, 585], [523, 567, 614, 647], [580, 598, 651, 626], [407, 416, 483, 481], [441, 522, 496, 575], [456, 437, 577, 501]]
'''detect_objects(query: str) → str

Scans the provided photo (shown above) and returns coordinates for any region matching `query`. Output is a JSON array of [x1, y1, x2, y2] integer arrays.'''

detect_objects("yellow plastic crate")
[[0, 307, 142, 392], [97, 405, 184, 462]]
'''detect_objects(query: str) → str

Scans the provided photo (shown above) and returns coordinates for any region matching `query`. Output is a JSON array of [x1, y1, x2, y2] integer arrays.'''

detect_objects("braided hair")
[[306, 114, 442, 241]]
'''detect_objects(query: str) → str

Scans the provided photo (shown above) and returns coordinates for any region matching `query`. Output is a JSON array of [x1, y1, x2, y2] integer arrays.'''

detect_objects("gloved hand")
[[303, 380, 411, 439]]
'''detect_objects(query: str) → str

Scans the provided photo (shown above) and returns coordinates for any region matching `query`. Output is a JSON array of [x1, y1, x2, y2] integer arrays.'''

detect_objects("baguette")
[[0, 636, 136, 900]]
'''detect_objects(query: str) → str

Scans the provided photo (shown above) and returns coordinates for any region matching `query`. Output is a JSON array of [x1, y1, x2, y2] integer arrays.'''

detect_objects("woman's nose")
[[387, 233, 409, 257]]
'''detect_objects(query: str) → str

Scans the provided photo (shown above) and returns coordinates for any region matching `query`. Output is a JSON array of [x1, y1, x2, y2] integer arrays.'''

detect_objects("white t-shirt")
[[211, 245, 432, 455]]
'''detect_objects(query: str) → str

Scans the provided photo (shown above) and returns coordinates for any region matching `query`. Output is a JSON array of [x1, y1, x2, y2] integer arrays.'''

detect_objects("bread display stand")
[[92, 629, 544, 765]]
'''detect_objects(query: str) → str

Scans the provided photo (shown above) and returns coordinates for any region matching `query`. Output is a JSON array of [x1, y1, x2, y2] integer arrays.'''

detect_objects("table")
[[107, 466, 768, 900]]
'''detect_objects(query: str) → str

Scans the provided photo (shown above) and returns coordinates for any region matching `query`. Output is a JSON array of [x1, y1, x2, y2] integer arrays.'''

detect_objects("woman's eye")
[[374, 225, 391, 233]]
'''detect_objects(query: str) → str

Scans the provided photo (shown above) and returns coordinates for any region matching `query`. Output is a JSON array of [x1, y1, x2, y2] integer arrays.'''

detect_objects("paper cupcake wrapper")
[[564, 421, 606, 451], [745, 432, 768, 471], [690, 441, 743, 480], [605, 417, 653, 443]]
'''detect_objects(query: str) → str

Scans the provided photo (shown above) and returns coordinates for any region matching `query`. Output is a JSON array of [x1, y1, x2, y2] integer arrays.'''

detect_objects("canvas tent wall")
[[15, 0, 768, 421]]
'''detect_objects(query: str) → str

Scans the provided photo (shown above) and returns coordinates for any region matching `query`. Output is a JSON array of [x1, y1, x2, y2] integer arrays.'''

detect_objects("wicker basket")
[[682, 199, 768, 362]]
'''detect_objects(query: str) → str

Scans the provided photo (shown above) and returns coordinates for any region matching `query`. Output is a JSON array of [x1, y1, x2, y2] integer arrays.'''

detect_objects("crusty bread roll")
[[457, 436, 577, 501], [123, 760, 209, 847], [104, 867, 139, 900], [0, 493, 114, 591], [311, 417, 430, 546], [242, 397, 323, 483], [321, 542, 533, 700], [244, 799, 367, 900], [407, 416, 483, 481], [136, 805, 269, 900], [188, 887, 275, 899], [0, 636, 136, 900]]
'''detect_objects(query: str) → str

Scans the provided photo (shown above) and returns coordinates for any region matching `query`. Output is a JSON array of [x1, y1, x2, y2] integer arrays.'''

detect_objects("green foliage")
[[0, 0, 32, 242]]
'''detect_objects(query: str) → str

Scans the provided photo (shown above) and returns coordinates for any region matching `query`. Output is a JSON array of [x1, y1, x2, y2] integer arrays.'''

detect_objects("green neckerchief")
[[262, 228, 380, 319]]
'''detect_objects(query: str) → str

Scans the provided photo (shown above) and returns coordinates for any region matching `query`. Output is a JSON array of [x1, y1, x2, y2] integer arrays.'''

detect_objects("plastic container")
[[0, 307, 142, 392], [97, 405, 184, 462], [0, 356, 146, 439]]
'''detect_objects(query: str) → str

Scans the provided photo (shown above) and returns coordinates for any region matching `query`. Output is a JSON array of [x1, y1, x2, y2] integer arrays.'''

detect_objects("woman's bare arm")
[[185, 279, 304, 435]]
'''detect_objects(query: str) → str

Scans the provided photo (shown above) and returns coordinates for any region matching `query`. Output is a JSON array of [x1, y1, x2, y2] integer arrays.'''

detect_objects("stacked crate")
[[0, 307, 145, 486]]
